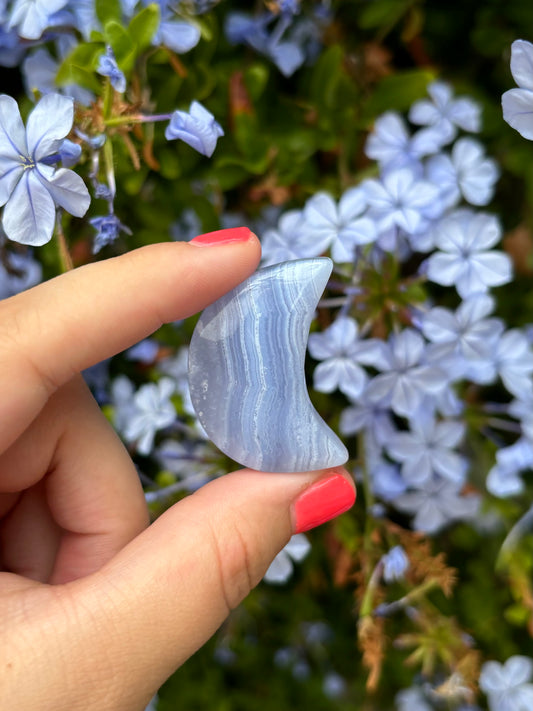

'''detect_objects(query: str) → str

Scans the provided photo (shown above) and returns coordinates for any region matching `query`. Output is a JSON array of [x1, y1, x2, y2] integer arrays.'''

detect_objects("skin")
[[0, 234, 354, 711]]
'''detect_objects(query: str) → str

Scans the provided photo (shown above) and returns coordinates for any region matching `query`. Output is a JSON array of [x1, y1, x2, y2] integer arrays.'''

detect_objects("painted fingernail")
[[293, 473, 355, 534], [189, 226, 254, 247]]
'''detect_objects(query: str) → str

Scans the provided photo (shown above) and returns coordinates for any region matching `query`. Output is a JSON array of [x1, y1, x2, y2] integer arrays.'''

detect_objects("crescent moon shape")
[[187, 258, 349, 472]]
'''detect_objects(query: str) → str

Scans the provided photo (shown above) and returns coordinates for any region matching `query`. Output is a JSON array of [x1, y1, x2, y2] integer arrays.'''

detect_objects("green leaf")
[[95, 0, 122, 26], [104, 21, 136, 73], [310, 44, 344, 111], [244, 63, 270, 102], [129, 4, 160, 52], [362, 69, 436, 119], [55, 42, 103, 93], [358, 0, 411, 29]]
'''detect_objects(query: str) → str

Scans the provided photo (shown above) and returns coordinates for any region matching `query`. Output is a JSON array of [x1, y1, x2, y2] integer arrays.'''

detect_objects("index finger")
[[0, 229, 260, 452]]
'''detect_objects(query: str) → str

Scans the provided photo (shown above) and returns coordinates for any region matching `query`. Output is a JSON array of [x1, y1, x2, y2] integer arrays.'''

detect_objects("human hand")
[[0, 228, 355, 710]]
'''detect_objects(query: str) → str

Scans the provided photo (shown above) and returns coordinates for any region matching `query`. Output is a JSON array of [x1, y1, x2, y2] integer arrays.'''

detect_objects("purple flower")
[[264, 534, 311, 584], [426, 209, 512, 298], [90, 213, 132, 254], [502, 40, 533, 140], [165, 101, 224, 157], [0, 93, 90, 246]]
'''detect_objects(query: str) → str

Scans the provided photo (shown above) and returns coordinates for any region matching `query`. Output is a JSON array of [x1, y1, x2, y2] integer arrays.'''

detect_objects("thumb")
[[30, 467, 354, 710]]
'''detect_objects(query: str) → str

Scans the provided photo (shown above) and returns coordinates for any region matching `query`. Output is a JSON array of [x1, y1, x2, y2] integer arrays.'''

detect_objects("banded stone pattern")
[[188, 258, 349, 472]]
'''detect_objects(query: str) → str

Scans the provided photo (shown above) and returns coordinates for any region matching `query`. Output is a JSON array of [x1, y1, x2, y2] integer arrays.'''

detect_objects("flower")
[[486, 438, 533, 497], [393, 478, 480, 534], [0, 93, 90, 246], [97, 46, 126, 93], [303, 188, 376, 262], [381, 545, 409, 583], [118, 377, 177, 455], [260, 209, 320, 266], [426, 209, 512, 298], [387, 416, 468, 486], [165, 101, 224, 157], [363, 167, 440, 235], [364, 328, 446, 418], [7, 0, 67, 40], [365, 111, 441, 172], [502, 40, 533, 140], [89, 213, 132, 254], [425, 137, 499, 208], [479, 655, 533, 711], [263, 534, 311, 584], [421, 294, 504, 366], [409, 81, 481, 142], [308, 316, 373, 399]]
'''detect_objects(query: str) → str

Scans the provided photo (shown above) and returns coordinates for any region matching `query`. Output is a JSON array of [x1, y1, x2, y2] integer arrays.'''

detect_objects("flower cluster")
[[260, 79, 530, 535]]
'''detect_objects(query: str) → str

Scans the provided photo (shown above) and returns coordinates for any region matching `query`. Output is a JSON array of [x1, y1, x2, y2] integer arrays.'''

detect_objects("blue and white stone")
[[188, 258, 349, 472]]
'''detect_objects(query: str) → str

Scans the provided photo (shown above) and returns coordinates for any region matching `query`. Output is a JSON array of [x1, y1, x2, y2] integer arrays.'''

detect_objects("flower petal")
[[26, 93, 74, 161], [0, 93, 28, 158], [2, 169, 56, 245], [38, 166, 90, 217], [510, 40, 533, 91]]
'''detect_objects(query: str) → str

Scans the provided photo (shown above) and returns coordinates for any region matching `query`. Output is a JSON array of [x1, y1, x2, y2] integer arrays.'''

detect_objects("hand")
[[0, 229, 355, 711]]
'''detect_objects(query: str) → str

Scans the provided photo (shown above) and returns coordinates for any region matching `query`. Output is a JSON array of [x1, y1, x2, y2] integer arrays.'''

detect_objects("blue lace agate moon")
[[188, 258, 349, 472]]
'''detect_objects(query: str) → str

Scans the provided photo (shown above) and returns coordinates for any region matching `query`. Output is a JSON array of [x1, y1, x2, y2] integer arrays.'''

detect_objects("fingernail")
[[189, 226, 254, 247], [293, 472, 355, 534]]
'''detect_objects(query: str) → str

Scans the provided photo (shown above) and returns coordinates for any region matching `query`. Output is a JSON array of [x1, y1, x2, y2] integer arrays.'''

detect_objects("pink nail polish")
[[189, 226, 254, 247], [293, 473, 356, 534]]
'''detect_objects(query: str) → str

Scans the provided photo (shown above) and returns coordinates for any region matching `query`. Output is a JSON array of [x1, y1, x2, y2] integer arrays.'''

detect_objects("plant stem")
[[56, 212, 73, 272]]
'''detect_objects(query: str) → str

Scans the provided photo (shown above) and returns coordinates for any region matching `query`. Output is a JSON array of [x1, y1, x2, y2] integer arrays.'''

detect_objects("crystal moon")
[[188, 258, 349, 472]]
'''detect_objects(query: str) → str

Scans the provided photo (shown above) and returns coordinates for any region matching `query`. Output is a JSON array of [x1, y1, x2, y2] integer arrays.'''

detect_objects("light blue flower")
[[387, 416, 468, 486], [486, 438, 533, 497], [363, 167, 440, 235], [0, 93, 91, 246], [393, 478, 480, 534], [421, 294, 504, 367], [365, 111, 440, 172], [381, 545, 409, 583], [122, 377, 177, 455], [364, 329, 446, 418], [7, 0, 68, 40], [502, 40, 533, 140], [492, 329, 533, 399], [479, 655, 533, 711], [303, 188, 377, 262], [308, 316, 376, 399], [425, 138, 499, 208], [165, 101, 224, 157], [395, 686, 433, 711], [260, 209, 319, 266], [23, 44, 94, 106], [426, 209, 512, 298], [263, 534, 311, 584], [409, 81, 481, 143], [97, 46, 127, 93], [339, 393, 396, 447]]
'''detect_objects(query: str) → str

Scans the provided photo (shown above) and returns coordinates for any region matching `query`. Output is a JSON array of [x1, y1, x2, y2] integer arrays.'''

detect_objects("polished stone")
[[188, 258, 349, 472]]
